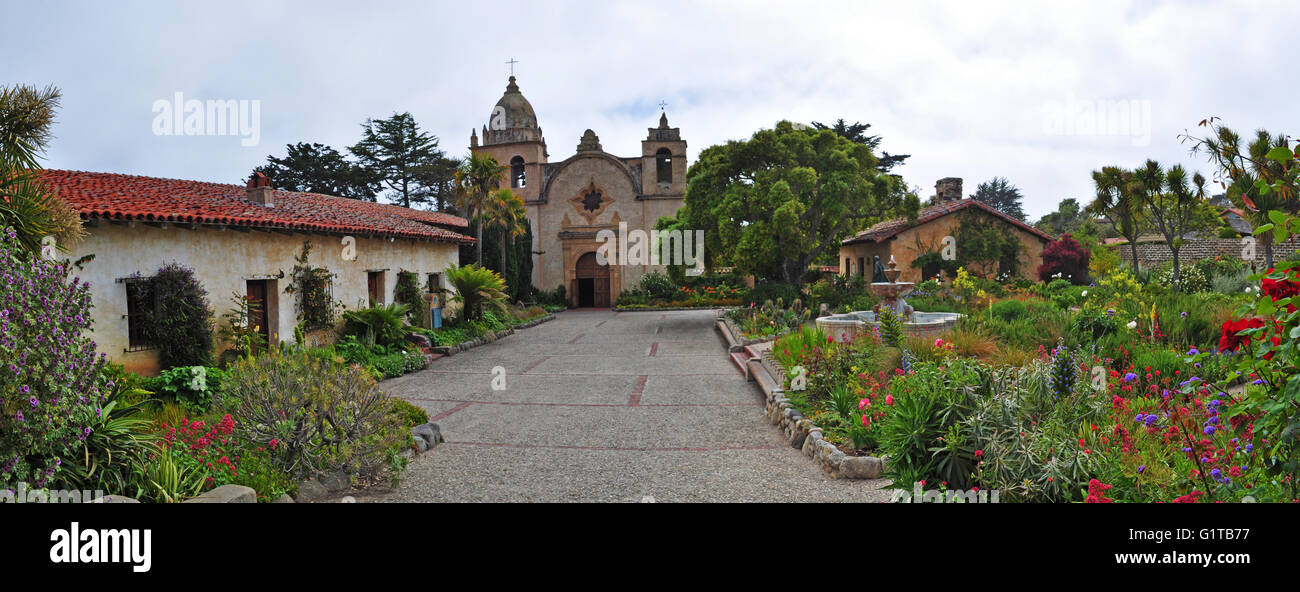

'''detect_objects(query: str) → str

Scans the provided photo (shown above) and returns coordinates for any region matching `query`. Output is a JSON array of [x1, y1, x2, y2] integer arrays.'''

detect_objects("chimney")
[[935, 177, 963, 203], [247, 172, 273, 207]]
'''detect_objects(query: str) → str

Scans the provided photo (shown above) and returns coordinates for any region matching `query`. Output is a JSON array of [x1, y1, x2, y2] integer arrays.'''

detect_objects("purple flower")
[[1144, 415, 1158, 427], [1123, 372, 1138, 382], [1137, 465, 1146, 474], [1204, 425, 1216, 435], [1246, 444, 1254, 453], [1187, 348, 1199, 355]]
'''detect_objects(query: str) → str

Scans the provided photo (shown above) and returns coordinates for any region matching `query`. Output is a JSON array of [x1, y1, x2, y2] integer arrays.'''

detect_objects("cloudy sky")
[[5, 0, 1296, 220]]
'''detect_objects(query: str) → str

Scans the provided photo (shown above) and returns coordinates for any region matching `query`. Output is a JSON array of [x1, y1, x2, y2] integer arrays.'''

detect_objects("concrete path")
[[370, 309, 890, 502]]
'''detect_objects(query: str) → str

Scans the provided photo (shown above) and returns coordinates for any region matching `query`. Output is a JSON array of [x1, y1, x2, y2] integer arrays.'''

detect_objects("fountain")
[[815, 255, 963, 343]]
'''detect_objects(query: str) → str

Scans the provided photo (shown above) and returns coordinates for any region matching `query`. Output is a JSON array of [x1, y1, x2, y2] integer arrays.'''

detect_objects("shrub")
[[990, 299, 1027, 321], [390, 398, 430, 427], [221, 348, 407, 479], [446, 264, 509, 321], [341, 303, 410, 347], [393, 270, 427, 328], [56, 372, 157, 495], [141, 365, 226, 415], [1037, 234, 1090, 284], [133, 262, 215, 368], [0, 226, 109, 489], [745, 281, 797, 306], [217, 293, 267, 361], [639, 270, 676, 301]]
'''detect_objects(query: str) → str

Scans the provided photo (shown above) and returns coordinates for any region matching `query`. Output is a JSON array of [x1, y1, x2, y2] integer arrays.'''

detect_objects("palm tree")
[[0, 84, 84, 252], [453, 154, 506, 265], [1193, 125, 1297, 268], [1089, 166, 1144, 274], [444, 263, 509, 321], [481, 188, 529, 282]]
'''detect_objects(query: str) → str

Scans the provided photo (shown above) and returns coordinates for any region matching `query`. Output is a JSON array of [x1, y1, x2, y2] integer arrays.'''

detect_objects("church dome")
[[490, 76, 537, 130]]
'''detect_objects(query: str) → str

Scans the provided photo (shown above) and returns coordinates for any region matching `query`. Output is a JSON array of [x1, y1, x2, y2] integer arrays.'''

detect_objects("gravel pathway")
[[367, 309, 891, 502]]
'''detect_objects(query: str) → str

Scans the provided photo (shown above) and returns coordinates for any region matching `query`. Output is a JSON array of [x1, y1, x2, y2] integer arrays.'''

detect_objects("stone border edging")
[[613, 305, 730, 312], [430, 314, 556, 356], [720, 315, 793, 348], [745, 347, 885, 480]]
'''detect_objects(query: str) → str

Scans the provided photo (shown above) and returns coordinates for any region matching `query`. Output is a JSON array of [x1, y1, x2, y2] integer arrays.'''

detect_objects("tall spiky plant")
[[1132, 160, 1210, 292], [453, 154, 506, 265], [1183, 121, 1299, 268], [0, 84, 84, 252], [1088, 166, 1144, 274]]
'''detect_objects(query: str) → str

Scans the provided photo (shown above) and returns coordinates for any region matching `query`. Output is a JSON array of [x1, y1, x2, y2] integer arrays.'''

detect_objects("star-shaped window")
[[581, 190, 604, 212]]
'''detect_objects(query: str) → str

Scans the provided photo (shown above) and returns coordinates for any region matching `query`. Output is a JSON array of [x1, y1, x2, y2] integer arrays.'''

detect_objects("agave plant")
[[445, 263, 509, 321]]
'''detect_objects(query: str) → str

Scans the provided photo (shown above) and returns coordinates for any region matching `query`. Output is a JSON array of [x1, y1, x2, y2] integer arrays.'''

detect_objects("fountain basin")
[[816, 310, 964, 343]]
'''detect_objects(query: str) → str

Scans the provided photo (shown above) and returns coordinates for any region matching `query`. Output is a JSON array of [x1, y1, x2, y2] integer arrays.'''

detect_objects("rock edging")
[[431, 314, 555, 356], [747, 348, 886, 480]]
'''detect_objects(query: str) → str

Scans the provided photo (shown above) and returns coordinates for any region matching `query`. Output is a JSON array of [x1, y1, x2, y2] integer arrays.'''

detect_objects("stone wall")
[[1109, 237, 1300, 269]]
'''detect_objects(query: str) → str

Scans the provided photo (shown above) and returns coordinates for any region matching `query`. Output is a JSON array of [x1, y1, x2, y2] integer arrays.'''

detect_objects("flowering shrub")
[[221, 347, 408, 479], [1037, 234, 1090, 285], [0, 226, 109, 489], [132, 262, 215, 368]]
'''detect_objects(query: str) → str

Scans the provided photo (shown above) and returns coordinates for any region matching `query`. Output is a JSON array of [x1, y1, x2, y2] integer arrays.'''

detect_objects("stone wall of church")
[[534, 153, 684, 302], [67, 223, 461, 375]]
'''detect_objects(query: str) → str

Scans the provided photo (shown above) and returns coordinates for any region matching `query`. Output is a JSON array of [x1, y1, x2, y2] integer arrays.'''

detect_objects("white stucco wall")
[[65, 221, 462, 375]]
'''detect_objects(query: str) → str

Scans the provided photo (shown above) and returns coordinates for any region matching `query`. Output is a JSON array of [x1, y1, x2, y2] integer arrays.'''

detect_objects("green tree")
[[254, 142, 377, 200], [811, 119, 910, 172], [970, 177, 1026, 221], [1089, 166, 1145, 274], [676, 121, 902, 288], [453, 154, 506, 265], [349, 113, 459, 209], [1132, 160, 1212, 292], [1182, 120, 1300, 268], [480, 188, 528, 287], [1035, 198, 1084, 236], [0, 84, 83, 252]]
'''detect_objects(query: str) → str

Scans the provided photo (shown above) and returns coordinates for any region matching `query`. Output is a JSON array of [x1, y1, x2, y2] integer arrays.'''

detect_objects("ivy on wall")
[[283, 241, 341, 330]]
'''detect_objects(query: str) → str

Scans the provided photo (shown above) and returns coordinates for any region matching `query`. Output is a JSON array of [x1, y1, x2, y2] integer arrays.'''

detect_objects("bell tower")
[[470, 75, 548, 202], [640, 110, 686, 197]]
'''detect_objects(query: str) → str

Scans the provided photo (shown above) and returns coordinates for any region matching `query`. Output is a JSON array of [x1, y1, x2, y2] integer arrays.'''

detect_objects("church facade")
[[470, 76, 687, 307]]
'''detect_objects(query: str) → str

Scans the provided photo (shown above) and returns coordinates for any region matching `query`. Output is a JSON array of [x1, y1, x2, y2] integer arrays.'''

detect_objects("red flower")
[[1218, 318, 1265, 353]]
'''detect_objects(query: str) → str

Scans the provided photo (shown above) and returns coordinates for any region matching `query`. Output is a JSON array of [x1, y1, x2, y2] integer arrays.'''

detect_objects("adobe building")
[[840, 177, 1053, 283], [40, 170, 473, 375], [469, 75, 686, 307]]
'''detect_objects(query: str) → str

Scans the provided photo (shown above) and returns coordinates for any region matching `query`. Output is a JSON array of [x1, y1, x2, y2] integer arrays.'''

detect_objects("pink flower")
[[885, 394, 894, 406], [861, 414, 869, 427], [859, 398, 869, 410]]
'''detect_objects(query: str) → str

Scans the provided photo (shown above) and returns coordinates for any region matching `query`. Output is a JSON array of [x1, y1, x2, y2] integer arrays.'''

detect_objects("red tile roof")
[[39, 170, 474, 244], [843, 198, 1054, 245]]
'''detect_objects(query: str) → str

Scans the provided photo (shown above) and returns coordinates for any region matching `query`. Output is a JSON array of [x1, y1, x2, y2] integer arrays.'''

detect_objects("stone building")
[[40, 170, 472, 375], [469, 76, 687, 307], [839, 177, 1053, 283]]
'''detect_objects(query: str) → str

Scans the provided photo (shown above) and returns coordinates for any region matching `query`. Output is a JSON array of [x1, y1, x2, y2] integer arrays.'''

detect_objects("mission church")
[[469, 74, 687, 308]]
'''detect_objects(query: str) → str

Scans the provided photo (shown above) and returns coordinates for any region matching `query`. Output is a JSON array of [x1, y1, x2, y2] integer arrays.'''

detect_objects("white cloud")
[[4, 0, 1298, 220]]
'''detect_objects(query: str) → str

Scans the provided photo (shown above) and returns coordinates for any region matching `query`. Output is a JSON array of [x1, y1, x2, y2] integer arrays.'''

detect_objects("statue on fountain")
[[871, 255, 888, 283], [870, 255, 915, 321]]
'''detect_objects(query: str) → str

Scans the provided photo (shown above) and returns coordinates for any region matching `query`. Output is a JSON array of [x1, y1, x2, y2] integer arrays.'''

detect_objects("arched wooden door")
[[574, 251, 610, 308]]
